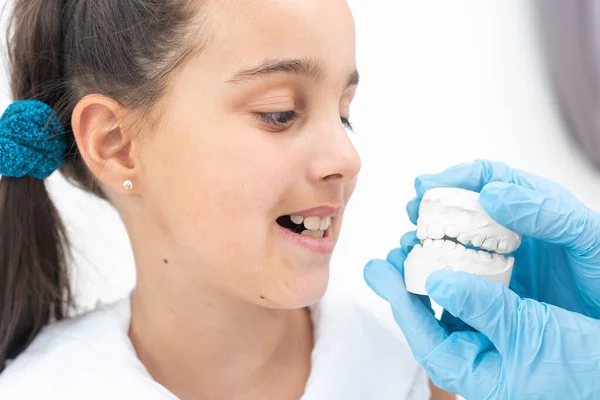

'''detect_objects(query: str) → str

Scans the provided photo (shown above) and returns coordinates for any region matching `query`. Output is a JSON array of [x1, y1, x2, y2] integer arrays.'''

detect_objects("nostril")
[[320, 173, 344, 181]]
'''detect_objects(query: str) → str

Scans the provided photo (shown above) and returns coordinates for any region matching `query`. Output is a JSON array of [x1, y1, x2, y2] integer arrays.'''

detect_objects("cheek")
[[140, 123, 291, 260]]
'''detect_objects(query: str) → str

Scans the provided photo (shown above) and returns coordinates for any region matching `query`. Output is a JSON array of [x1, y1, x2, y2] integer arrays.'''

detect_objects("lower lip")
[[277, 224, 335, 254]]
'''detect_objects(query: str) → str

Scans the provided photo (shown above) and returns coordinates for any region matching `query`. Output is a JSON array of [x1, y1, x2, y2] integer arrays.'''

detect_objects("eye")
[[341, 117, 354, 132], [256, 111, 299, 128]]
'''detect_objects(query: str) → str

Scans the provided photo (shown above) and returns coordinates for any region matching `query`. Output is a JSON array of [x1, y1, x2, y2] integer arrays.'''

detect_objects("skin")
[[71, 0, 452, 398]]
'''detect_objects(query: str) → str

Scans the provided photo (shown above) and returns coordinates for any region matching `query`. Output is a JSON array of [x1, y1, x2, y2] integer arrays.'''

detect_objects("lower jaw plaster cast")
[[404, 188, 522, 295]]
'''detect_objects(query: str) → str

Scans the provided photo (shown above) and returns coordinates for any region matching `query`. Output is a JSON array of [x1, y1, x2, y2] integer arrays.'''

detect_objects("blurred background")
[[1, 0, 600, 327]]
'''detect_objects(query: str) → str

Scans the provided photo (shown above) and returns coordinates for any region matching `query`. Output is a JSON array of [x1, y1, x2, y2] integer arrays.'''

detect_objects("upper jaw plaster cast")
[[404, 187, 522, 295]]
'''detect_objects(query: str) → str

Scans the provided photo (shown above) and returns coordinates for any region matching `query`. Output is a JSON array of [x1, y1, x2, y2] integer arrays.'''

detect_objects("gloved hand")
[[364, 255, 600, 399], [404, 159, 600, 318]]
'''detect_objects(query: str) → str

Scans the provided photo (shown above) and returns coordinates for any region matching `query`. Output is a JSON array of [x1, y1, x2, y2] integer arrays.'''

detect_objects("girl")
[[0, 0, 452, 399]]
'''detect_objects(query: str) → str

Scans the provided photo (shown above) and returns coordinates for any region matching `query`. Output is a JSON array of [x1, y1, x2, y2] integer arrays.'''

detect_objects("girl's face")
[[137, 0, 360, 308]]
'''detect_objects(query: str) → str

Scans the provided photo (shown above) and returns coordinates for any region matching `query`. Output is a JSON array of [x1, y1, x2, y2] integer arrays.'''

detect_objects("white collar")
[[0, 290, 428, 400]]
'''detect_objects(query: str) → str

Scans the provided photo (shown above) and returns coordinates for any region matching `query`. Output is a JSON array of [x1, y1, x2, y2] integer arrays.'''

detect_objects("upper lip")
[[285, 205, 343, 218]]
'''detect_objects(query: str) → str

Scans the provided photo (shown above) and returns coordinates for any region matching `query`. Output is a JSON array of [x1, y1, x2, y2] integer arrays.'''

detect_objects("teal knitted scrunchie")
[[0, 100, 67, 180]]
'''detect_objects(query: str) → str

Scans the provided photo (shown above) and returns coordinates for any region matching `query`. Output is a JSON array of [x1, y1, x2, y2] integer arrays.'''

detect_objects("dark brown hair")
[[0, 0, 204, 371]]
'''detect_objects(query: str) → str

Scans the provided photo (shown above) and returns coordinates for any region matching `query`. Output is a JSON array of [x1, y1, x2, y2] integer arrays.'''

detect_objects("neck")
[[129, 270, 314, 400]]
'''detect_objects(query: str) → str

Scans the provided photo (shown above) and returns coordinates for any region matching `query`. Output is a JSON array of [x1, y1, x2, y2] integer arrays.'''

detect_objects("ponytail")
[[0, 177, 71, 371], [0, 0, 72, 371], [1, 0, 205, 370]]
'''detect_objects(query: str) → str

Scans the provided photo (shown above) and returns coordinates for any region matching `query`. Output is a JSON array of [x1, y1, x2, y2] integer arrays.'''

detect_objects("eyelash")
[[256, 111, 354, 132]]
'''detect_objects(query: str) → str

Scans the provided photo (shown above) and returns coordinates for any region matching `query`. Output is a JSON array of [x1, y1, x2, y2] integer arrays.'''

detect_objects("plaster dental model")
[[404, 187, 522, 295]]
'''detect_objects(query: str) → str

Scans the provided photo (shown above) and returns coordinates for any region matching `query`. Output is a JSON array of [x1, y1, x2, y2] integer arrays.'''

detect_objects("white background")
[[2, 0, 600, 359]]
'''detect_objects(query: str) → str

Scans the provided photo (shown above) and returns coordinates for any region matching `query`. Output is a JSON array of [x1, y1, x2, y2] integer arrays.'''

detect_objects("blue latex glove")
[[405, 160, 600, 318], [364, 256, 600, 399]]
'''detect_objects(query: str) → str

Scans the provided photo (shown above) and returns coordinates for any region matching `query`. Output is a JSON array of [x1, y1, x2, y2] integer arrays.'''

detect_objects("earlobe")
[[71, 95, 137, 193]]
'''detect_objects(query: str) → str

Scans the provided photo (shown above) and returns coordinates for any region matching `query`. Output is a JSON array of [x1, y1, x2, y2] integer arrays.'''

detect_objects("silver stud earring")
[[122, 180, 133, 191]]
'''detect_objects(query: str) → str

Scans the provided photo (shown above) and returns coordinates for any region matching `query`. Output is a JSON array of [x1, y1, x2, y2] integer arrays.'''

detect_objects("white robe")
[[0, 291, 430, 399]]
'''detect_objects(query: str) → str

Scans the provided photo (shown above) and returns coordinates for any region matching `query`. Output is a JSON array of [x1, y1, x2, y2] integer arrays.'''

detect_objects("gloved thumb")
[[479, 182, 600, 252], [425, 270, 520, 355], [364, 259, 447, 361], [419, 331, 505, 400]]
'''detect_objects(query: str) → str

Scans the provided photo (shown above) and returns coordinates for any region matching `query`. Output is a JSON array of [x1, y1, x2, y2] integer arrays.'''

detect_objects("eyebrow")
[[226, 58, 360, 88]]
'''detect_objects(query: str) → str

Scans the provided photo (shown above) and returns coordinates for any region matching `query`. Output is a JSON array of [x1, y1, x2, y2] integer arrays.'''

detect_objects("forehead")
[[200, 0, 356, 81]]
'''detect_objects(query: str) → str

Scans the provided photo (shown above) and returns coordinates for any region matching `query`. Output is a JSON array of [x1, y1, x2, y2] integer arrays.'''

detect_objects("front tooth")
[[301, 230, 324, 238], [423, 238, 433, 247], [319, 216, 331, 231], [433, 239, 444, 249], [481, 237, 498, 251], [457, 233, 470, 245], [416, 229, 428, 240], [445, 225, 458, 238], [471, 235, 484, 247], [290, 215, 304, 225], [304, 216, 321, 231], [428, 224, 445, 239], [443, 240, 456, 252]]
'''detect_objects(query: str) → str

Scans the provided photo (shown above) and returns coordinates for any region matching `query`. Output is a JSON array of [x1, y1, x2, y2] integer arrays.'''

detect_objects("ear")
[[71, 95, 139, 194]]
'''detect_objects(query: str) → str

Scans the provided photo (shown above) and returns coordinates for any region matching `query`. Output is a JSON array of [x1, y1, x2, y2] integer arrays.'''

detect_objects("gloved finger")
[[420, 331, 504, 400], [399, 231, 419, 253], [480, 182, 600, 253], [386, 246, 433, 313], [411, 159, 567, 200], [364, 259, 447, 361], [425, 270, 520, 355], [440, 309, 474, 332], [406, 197, 420, 225]]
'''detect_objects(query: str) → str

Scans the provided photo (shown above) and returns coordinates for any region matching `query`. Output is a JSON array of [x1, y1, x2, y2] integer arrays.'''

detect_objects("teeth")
[[303, 216, 320, 230], [301, 230, 324, 238], [445, 225, 458, 238], [302, 216, 331, 231], [478, 250, 492, 259], [481, 237, 498, 251], [428, 224, 445, 239], [497, 237, 509, 252], [290, 215, 304, 225], [433, 239, 444, 249], [443, 240, 456, 252], [470, 235, 484, 247], [419, 226, 511, 255], [457, 233, 470, 245], [423, 238, 434, 247], [455, 243, 466, 252]]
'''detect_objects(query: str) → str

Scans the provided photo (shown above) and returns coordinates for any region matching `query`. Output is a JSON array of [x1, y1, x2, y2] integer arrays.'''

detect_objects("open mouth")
[[276, 215, 331, 238]]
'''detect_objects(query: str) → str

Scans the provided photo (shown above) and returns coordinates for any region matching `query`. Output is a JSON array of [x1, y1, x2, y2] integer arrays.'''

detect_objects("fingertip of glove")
[[364, 259, 390, 282], [406, 198, 420, 224], [479, 182, 514, 213], [364, 259, 402, 301], [386, 248, 407, 275]]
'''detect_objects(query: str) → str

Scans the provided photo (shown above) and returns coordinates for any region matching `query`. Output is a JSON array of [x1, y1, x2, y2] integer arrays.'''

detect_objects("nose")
[[309, 121, 361, 183]]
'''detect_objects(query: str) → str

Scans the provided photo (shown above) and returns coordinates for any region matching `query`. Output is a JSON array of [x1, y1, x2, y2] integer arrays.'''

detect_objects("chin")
[[269, 261, 331, 309]]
